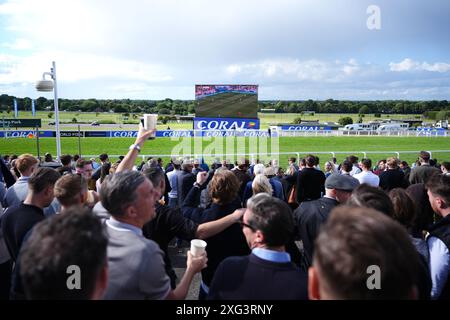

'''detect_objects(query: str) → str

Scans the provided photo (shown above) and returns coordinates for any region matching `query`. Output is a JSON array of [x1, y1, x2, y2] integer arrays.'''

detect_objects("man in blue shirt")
[[426, 174, 450, 299], [207, 193, 308, 300]]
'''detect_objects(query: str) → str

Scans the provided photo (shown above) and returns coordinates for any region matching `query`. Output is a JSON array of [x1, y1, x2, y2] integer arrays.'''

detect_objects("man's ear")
[[308, 267, 321, 300], [436, 197, 449, 210], [254, 230, 265, 244], [46, 185, 55, 198], [124, 204, 138, 219]]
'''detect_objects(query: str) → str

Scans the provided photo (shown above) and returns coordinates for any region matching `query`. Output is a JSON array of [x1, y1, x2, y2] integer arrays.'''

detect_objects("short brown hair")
[[314, 206, 419, 299], [361, 158, 372, 170], [209, 169, 240, 205], [426, 174, 450, 205], [28, 167, 61, 193], [419, 151, 430, 162], [54, 174, 88, 207], [348, 184, 394, 217], [76, 159, 92, 169], [16, 154, 38, 174], [305, 154, 316, 167], [388, 188, 416, 230]]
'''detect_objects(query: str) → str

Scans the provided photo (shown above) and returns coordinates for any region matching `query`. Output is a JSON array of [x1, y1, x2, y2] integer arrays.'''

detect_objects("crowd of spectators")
[[0, 124, 449, 300]]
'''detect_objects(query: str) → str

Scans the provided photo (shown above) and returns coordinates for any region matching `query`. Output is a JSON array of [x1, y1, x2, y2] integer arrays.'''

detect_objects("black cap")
[[325, 173, 360, 191]]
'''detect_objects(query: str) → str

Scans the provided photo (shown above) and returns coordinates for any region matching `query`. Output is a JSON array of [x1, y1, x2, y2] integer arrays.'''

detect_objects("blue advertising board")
[[1, 129, 272, 138], [194, 117, 260, 130], [0, 130, 53, 138], [280, 125, 331, 131], [416, 127, 446, 136]]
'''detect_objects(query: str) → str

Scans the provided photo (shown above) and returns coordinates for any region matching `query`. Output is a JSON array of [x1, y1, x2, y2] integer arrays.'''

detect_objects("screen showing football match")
[[195, 84, 258, 118]]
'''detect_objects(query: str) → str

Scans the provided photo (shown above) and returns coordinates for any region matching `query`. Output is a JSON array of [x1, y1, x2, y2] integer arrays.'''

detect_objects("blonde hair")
[[252, 175, 273, 196], [16, 154, 38, 174], [386, 157, 399, 169]]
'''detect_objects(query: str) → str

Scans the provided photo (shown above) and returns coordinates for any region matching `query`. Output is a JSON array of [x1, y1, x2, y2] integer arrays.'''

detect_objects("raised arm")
[[116, 124, 155, 173], [195, 208, 245, 239]]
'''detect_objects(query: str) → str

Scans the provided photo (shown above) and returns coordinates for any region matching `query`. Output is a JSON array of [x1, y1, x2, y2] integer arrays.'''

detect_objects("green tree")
[[158, 108, 171, 115], [436, 110, 450, 120], [113, 104, 128, 113], [292, 117, 302, 124], [338, 116, 353, 126], [358, 105, 370, 115]]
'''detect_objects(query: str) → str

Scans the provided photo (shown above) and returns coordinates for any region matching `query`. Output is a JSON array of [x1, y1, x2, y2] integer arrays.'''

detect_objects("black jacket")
[[142, 202, 198, 289], [183, 185, 249, 286], [379, 168, 407, 191], [294, 197, 338, 269], [296, 168, 326, 203]]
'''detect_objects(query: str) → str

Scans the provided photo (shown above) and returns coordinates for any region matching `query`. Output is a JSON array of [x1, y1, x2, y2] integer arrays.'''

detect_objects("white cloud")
[[0, 51, 173, 84], [1, 0, 449, 99], [225, 58, 367, 82], [2, 38, 33, 50], [389, 58, 450, 73]]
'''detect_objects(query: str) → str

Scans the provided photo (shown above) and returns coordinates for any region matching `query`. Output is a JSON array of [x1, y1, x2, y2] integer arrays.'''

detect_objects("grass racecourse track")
[[195, 92, 258, 118], [1, 136, 449, 166]]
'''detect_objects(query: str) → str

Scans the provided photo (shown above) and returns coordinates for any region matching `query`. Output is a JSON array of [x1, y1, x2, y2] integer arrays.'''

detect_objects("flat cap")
[[325, 173, 360, 191]]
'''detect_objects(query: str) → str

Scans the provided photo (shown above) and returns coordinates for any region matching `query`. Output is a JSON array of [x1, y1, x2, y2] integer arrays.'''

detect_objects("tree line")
[[0, 95, 449, 119]]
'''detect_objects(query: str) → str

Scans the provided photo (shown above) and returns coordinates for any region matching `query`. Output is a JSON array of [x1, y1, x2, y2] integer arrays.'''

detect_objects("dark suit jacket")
[[177, 170, 195, 206], [409, 164, 441, 185], [208, 253, 308, 300], [296, 168, 326, 203], [379, 168, 407, 191], [294, 197, 338, 268]]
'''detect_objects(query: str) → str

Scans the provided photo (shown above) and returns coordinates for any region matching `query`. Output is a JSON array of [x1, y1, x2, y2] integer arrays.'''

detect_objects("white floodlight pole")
[[36, 61, 61, 161], [51, 61, 61, 162]]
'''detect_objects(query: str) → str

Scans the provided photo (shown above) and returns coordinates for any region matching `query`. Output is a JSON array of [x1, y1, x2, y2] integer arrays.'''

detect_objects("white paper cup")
[[143, 114, 157, 138], [190, 239, 207, 257]]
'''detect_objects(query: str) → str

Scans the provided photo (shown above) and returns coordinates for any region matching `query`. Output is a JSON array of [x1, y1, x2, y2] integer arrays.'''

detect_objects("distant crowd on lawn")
[[0, 124, 449, 300]]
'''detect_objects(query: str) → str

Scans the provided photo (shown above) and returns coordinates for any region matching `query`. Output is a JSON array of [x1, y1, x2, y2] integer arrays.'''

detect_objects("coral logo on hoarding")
[[194, 117, 260, 130]]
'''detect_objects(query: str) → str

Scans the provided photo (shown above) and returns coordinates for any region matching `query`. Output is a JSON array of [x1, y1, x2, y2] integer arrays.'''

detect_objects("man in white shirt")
[[353, 158, 380, 187], [426, 174, 450, 299]]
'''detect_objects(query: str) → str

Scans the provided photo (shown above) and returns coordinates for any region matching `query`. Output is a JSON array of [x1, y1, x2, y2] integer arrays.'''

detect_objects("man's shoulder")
[[107, 226, 159, 251], [295, 197, 335, 217]]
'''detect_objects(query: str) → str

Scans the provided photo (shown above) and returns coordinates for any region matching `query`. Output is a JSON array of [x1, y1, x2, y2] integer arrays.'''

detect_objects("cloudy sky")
[[1, 0, 449, 100]]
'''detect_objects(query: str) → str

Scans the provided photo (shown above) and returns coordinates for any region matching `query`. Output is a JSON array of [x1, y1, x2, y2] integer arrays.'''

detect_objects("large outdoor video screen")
[[195, 84, 258, 118]]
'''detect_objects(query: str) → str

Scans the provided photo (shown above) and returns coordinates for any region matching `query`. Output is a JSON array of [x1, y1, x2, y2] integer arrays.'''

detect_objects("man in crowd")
[[353, 158, 379, 187], [379, 157, 407, 191], [309, 206, 420, 299], [1, 167, 60, 262], [101, 170, 207, 299], [56, 154, 73, 176], [19, 207, 108, 299], [426, 174, 450, 299], [2, 154, 38, 208], [101, 124, 207, 299], [208, 193, 308, 300], [54, 174, 88, 212], [409, 151, 440, 184], [294, 173, 359, 269], [296, 154, 326, 203]]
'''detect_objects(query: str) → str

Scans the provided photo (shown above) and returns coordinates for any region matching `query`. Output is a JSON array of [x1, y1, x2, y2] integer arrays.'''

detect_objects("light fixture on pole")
[[36, 61, 61, 162]]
